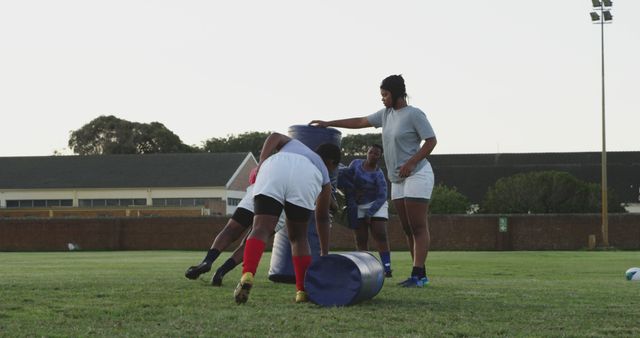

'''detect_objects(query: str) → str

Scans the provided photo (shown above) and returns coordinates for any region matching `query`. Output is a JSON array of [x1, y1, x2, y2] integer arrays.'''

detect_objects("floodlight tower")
[[589, 0, 613, 247]]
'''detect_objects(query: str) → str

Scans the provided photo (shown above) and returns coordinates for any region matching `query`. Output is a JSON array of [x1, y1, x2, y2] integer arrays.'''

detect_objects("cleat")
[[397, 276, 413, 286], [295, 290, 308, 303], [398, 276, 429, 288], [234, 272, 254, 304], [210, 270, 223, 287], [184, 262, 211, 280], [384, 270, 393, 278]]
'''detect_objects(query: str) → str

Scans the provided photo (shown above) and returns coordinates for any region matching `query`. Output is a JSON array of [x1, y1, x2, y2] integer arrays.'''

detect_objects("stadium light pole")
[[589, 0, 613, 248]]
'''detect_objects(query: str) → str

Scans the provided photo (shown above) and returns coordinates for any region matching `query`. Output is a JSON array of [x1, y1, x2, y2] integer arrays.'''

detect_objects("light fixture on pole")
[[589, 0, 613, 247]]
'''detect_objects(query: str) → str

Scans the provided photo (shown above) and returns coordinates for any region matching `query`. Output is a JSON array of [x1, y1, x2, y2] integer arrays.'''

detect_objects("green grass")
[[1, 251, 640, 337]]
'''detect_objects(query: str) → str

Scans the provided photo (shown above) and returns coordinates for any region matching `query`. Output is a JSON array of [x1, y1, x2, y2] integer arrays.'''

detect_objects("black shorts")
[[254, 194, 312, 223], [231, 207, 254, 228]]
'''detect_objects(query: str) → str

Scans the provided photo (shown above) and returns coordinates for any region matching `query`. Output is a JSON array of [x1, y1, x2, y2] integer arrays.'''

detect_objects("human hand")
[[399, 161, 416, 178], [308, 120, 329, 128]]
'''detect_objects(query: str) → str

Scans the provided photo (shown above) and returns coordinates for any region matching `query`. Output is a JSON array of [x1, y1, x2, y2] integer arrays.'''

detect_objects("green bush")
[[480, 170, 626, 214], [430, 184, 471, 214]]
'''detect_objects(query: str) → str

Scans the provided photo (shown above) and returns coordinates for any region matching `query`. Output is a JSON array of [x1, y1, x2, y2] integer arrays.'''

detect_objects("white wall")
[[0, 186, 229, 209]]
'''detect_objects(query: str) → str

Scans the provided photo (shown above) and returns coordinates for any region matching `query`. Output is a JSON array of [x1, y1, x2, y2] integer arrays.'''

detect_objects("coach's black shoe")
[[398, 276, 429, 288], [184, 262, 211, 280], [211, 270, 224, 286]]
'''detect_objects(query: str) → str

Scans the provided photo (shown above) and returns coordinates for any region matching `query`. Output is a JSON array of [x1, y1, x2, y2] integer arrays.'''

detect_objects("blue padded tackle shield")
[[304, 251, 385, 307]]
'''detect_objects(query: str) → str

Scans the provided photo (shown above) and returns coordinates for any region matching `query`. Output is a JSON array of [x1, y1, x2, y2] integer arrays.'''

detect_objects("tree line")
[[68, 115, 380, 158]]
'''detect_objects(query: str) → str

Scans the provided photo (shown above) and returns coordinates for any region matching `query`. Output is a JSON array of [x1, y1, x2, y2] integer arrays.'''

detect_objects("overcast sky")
[[1, 1, 638, 157]]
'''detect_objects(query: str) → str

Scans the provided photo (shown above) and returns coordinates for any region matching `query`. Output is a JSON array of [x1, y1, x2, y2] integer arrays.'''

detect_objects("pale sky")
[[1, 1, 638, 157]]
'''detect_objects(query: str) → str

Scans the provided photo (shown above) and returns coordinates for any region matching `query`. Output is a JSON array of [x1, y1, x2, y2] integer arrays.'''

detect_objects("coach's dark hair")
[[315, 143, 341, 165], [380, 74, 407, 106], [371, 144, 383, 153]]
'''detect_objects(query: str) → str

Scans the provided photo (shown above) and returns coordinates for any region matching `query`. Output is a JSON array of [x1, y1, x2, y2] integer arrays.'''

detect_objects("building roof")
[[343, 151, 640, 203], [0, 152, 254, 190], [429, 151, 640, 203]]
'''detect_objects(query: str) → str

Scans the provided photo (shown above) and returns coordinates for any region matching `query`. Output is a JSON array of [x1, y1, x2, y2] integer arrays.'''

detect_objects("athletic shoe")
[[398, 276, 429, 288], [234, 272, 254, 304], [211, 270, 223, 287], [384, 270, 393, 278], [295, 290, 308, 303], [397, 277, 413, 287], [184, 262, 211, 280]]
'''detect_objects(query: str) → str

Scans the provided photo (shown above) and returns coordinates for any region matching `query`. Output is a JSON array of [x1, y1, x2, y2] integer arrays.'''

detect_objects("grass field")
[[1, 250, 640, 337]]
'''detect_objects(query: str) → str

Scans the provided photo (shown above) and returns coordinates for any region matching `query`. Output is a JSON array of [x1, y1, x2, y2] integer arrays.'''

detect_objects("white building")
[[0, 152, 257, 216]]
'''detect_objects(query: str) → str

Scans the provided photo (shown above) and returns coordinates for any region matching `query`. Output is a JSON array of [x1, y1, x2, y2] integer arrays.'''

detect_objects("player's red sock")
[[292, 255, 312, 291], [242, 238, 266, 274]]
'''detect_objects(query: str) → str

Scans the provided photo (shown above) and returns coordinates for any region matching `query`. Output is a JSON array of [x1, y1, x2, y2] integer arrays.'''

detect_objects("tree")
[[202, 131, 272, 158], [69, 115, 197, 155], [341, 133, 383, 157], [200, 131, 383, 159], [430, 185, 471, 214], [480, 171, 626, 214]]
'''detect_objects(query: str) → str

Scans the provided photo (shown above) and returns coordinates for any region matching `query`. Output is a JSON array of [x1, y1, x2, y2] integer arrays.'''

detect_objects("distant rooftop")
[[429, 151, 640, 203], [343, 151, 640, 203], [0, 152, 252, 189]]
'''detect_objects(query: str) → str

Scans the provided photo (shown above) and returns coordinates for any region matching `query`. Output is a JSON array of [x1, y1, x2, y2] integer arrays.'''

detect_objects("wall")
[[1, 214, 639, 251], [0, 186, 229, 209], [0, 207, 206, 219]]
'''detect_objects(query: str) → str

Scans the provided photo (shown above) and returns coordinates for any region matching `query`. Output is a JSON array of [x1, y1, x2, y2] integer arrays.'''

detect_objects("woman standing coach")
[[310, 74, 437, 288]]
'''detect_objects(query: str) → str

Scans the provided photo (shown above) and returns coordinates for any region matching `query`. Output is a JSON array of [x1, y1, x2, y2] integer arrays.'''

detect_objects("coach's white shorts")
[[390, 162, 434, 200], [253, 152, 323, 211], [357, 201, 389, 219], [237, 185, 286, 232]]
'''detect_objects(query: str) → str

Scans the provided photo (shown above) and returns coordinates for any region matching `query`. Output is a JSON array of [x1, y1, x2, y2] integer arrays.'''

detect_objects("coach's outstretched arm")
[[309, 117, 372, 129]]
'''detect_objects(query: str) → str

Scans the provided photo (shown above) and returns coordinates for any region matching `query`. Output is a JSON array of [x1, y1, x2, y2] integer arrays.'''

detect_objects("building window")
[[152, 198, 210, 207], [79, 198, 149, 208], [92, 199, 107, 207], [228, 198, 242, 206], [47, 200, 61, 207], [106, 199, 119, 206], [19, 200, 33, 208], [5, 199, 72, 208], [166, 198, 181, 206], [133, 199, 146, 206]]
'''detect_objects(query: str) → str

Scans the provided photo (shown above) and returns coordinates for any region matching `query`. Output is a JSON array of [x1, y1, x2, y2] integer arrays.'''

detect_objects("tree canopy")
[[480, 171, 626, 214], [68, 115, 197, 155], [430, 185, 471, 214], [69, 117, 383, 158], [203, 131, 272, 158], [340, 133, 383, 158], [202, 131, 383, 159]]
